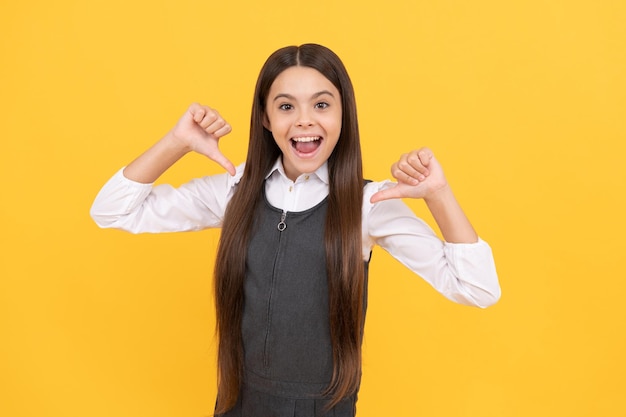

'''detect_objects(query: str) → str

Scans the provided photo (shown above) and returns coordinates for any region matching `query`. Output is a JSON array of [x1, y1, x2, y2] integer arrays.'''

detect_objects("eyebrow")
[[272, 90, 336, 102]]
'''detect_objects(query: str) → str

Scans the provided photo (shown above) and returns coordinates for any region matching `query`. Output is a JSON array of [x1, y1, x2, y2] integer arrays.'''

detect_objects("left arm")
[[368, 147, 500, 307]]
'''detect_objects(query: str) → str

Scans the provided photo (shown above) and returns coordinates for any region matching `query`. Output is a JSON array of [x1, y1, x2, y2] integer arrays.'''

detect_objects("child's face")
[[264, 66, 342, 181]]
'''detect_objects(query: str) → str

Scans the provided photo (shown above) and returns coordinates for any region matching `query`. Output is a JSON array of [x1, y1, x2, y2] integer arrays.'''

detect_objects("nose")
[[295, 108, 314, 127]]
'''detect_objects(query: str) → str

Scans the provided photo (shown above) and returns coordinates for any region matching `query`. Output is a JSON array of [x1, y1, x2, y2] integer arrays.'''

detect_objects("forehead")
[[268, 66, 340, 98]]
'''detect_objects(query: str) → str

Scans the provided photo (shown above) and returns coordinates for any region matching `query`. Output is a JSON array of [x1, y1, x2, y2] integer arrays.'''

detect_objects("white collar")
[[265, 157, 329, 184]]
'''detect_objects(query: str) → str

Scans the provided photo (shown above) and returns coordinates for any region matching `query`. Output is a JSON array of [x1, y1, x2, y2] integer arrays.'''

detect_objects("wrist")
[[424, 184, 478, 243], [162, 131, 193, 157], [423, 184, 453, 206]]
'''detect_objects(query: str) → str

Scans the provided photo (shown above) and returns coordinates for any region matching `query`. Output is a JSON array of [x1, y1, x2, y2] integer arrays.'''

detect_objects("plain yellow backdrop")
[[1, 1, 625, 416]]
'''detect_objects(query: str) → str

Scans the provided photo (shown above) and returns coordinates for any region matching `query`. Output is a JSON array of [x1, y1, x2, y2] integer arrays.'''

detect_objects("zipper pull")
[[277, 211, 287, 232]]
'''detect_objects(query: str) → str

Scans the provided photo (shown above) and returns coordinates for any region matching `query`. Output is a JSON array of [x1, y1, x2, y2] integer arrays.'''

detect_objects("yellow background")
[[2, 0, 625, 416]]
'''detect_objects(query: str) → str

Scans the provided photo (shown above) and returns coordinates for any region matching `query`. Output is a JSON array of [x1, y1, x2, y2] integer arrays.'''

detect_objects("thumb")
[[204, 146, 236, 176], [369, 184, 404, 203], [214, 153, 236, 176]]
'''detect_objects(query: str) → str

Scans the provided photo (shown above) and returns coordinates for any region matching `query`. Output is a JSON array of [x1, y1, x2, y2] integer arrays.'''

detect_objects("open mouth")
[[291, 136, 322, 155]]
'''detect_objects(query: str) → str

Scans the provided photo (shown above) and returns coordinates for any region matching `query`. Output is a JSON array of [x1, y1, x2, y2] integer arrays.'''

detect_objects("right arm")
[[90, 103, 240, 233], [123, 103, 235, 183]]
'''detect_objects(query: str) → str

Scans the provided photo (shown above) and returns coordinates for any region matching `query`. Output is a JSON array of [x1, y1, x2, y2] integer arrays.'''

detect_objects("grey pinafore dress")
[[218, 191, 369, 417]]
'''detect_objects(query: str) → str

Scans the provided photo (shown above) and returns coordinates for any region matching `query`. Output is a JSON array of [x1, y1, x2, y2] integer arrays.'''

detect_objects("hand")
[[370, 147, 449, 203], [170, 103, 235, 175]]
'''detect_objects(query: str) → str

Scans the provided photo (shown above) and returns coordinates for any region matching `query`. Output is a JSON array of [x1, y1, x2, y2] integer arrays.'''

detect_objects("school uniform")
[[218, 190, 363, 416], [90, 158, 500, 416]]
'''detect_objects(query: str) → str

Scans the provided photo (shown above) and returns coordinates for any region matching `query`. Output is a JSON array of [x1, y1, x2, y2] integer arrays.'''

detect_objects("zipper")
[[277, 210, 287, 232], [263, 210, 287, 369]]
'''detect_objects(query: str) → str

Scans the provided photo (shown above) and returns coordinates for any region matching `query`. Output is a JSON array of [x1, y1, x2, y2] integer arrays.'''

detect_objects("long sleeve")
[[89, 165, 244, 233], [362, 181, 501, 308]]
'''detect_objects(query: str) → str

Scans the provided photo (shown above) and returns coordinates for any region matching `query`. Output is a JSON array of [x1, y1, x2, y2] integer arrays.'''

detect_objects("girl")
[[90, 43, 500, 416]]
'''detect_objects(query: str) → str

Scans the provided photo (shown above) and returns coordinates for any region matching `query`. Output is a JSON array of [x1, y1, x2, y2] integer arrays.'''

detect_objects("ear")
[[262, 113, 271, 132]]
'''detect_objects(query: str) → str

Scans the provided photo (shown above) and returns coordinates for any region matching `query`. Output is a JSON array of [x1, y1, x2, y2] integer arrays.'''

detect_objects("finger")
[[417, 148, 434, 167], [206, 148, 236, 176], [199, 109, 220, 130], [204, 117, 228, 135], [369, 185, 404, 203], [189, 103, 207, 123], [212, 123, 232, 139], [392, 161, 422, 185], [405, 151, 429, 176]]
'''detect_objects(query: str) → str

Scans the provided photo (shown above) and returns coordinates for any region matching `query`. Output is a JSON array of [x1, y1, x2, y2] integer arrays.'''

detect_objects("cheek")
[[332, 111, 343, 130], [267, 115, 291, 135], [330, 116, 343, 137], [271, 131, 289, 151]]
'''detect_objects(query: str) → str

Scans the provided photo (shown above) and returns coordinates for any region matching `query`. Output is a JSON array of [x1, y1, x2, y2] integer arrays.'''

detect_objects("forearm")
[[123, 132, 190, 184], [424, 185, 478, 244]]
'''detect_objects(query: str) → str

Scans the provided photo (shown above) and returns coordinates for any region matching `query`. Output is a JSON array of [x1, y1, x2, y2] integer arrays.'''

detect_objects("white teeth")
[[292, 136, 320, 142]]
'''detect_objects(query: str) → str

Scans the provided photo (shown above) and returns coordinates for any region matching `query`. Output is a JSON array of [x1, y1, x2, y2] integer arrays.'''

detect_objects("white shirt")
[[90, 159, 501, 308]]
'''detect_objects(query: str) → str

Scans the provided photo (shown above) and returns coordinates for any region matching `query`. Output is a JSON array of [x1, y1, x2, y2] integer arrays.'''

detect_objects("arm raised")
[[370, 147, 478, 244], [123, 103, 235, 184]]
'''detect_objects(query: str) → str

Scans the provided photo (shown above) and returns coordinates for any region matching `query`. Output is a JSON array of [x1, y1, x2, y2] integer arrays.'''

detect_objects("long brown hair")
[[214, 43, 364, 413]]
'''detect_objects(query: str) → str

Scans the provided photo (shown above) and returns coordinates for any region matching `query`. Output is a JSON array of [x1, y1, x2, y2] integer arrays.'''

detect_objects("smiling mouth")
[[291, 136, 322, 154]]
